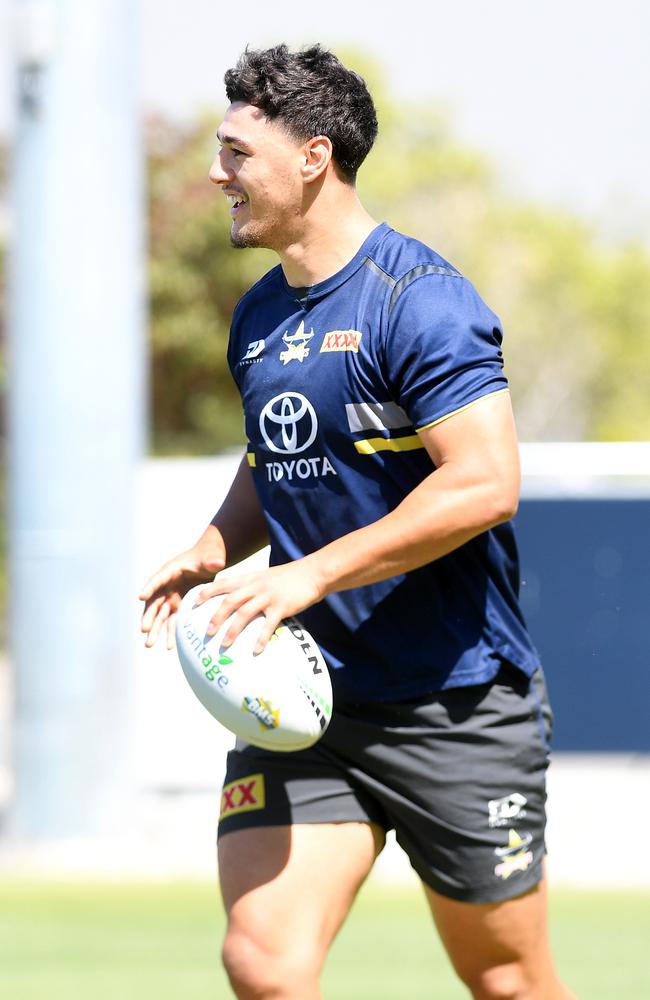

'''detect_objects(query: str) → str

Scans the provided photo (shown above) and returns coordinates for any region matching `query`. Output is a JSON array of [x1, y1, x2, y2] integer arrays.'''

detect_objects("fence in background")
[[518, 442, 650, 752]]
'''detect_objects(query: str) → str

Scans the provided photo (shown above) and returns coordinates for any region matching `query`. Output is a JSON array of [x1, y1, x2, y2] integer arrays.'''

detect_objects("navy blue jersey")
[[227, 224, 540, 702]]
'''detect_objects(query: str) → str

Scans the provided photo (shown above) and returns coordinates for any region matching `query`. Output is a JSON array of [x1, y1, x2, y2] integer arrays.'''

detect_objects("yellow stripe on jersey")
[[246, 452, 256, 467], [416, 388, 510, 432], [355, 434, 425, 455]]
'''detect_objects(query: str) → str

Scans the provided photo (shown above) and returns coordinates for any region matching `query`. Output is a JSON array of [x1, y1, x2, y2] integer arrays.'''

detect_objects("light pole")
[[8, 0, 146, 839]]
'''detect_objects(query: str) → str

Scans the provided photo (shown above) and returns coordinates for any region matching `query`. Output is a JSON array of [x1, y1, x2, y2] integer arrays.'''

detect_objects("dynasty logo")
[[240, 339, 266, 366], [488, 792, 528, 828]]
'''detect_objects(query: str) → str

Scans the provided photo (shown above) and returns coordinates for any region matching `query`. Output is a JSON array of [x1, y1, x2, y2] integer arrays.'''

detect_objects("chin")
[[230, 229, 261, 249], [230, 218, 265, 250], [230, 215, 283, 251]]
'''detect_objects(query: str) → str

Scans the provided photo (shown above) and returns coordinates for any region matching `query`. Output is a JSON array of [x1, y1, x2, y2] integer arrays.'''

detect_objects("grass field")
[[1, 880, 649, 998]]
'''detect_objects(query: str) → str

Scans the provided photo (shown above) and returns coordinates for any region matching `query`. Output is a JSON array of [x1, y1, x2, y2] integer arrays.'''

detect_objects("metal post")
[[7, 0, 146, 839]]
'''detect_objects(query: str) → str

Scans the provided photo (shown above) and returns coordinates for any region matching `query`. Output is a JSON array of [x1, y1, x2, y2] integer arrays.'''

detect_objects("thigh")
[[425, 875, 567, 997], [219, 821, 385, 963]]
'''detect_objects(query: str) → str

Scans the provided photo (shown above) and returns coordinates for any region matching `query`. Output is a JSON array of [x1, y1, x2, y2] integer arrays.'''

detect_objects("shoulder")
[[367, 227, 461, 289], [370, 228, 500, 334]]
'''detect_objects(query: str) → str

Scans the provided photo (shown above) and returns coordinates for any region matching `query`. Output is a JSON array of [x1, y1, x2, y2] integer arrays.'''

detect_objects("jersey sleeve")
[[226, 296, 248, 390], [383, 272, 508, 430]]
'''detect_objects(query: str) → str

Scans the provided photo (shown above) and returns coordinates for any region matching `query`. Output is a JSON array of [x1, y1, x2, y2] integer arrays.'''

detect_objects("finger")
[[141, 595, 166, 633], [139, 573, 166, 602], [253, 613, 282, 655], [202, 558, 226, 578], [139, 561, 181, 602], [194, 575, 241, 607], [199, 584, 252, 636], [166, 612, 177, 652], [145, 602, 171, 648], [139, 574, 171, 603], [211, 594, 264, 646], [204, 591, 246, 638]]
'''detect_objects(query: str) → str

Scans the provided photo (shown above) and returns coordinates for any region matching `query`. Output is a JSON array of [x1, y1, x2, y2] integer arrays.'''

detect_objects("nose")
[[209, 151, 232, 186]]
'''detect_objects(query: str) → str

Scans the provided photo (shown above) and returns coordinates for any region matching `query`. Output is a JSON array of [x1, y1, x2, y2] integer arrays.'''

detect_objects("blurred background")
[[0, 2, 649, 997]]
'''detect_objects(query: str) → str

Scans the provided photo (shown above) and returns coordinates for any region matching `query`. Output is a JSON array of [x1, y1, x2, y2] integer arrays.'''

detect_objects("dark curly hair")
[[224, 44, 378, 182]]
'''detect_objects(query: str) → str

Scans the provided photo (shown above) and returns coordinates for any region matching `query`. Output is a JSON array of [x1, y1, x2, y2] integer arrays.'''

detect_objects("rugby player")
[[141, 44, 576, 999]]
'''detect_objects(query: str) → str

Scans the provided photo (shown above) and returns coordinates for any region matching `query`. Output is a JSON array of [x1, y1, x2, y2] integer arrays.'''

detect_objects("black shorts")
[[217, 664, 553, 903]]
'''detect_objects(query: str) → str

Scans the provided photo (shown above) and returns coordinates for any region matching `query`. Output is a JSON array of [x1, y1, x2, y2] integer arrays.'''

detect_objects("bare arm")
[[139, 455, 268, 648], [303, 389, 518, 592], [197, 390, 520, 650], [209, 454, 269, 567]]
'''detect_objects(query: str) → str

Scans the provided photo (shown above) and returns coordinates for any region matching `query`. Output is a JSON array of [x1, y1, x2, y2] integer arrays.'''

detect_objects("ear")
[[300, 135, 333, 183]]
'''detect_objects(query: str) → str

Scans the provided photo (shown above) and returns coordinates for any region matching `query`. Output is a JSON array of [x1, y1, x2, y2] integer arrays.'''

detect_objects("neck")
[[278, 188, 379, 288]]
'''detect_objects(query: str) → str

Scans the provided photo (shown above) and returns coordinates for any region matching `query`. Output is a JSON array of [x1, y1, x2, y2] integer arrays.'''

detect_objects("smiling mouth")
[[226, 193, 249, 218]]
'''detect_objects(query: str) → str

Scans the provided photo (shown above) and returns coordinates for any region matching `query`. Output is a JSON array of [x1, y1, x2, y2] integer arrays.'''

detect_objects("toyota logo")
[[259, 392, 318, 454]]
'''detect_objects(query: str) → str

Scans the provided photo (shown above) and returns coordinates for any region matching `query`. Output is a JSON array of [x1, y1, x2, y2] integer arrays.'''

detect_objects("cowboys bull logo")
[[279, 320, 314, 364], [493, 829, 534, 880]]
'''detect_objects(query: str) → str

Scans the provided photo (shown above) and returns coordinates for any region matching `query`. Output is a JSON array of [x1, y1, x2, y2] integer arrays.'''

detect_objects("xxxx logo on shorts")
[[220, 773, 266, 821]]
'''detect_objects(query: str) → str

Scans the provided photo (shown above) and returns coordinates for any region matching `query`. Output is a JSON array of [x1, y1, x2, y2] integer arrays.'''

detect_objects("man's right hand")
[[139, 533, 226, 651]]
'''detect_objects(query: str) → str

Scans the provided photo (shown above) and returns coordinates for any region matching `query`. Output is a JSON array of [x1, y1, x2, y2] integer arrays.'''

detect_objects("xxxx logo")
[[220, 773, 266, 821], [320, 330, 362, 353]]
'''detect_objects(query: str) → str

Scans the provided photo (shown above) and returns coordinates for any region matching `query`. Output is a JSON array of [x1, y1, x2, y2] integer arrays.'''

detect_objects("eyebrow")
[[216, 131, 254, 152]]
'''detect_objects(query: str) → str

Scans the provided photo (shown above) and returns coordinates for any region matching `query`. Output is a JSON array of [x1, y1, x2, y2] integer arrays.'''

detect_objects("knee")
[[222, 927, 318, 1000], [222, 930, 277, 999], [462, 962, 534, 1000]]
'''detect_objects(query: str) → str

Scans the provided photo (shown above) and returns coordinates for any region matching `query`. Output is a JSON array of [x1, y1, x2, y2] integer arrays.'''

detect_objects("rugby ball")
[[175, 585, 333, 752]]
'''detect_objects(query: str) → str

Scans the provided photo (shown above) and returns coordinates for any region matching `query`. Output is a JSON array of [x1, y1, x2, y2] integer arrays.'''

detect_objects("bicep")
[[418, 390, 520, 515]]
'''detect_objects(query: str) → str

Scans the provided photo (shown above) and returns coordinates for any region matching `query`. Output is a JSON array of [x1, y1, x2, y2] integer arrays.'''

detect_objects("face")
[[209, 102, 307, 251]]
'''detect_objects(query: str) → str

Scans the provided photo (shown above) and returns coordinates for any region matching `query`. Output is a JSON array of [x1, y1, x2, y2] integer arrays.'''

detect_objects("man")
[[141, 44, 575, 1000]]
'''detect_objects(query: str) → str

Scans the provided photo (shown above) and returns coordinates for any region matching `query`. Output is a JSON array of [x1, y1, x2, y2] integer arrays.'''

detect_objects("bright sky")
[[1, 0, 648, 240]]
